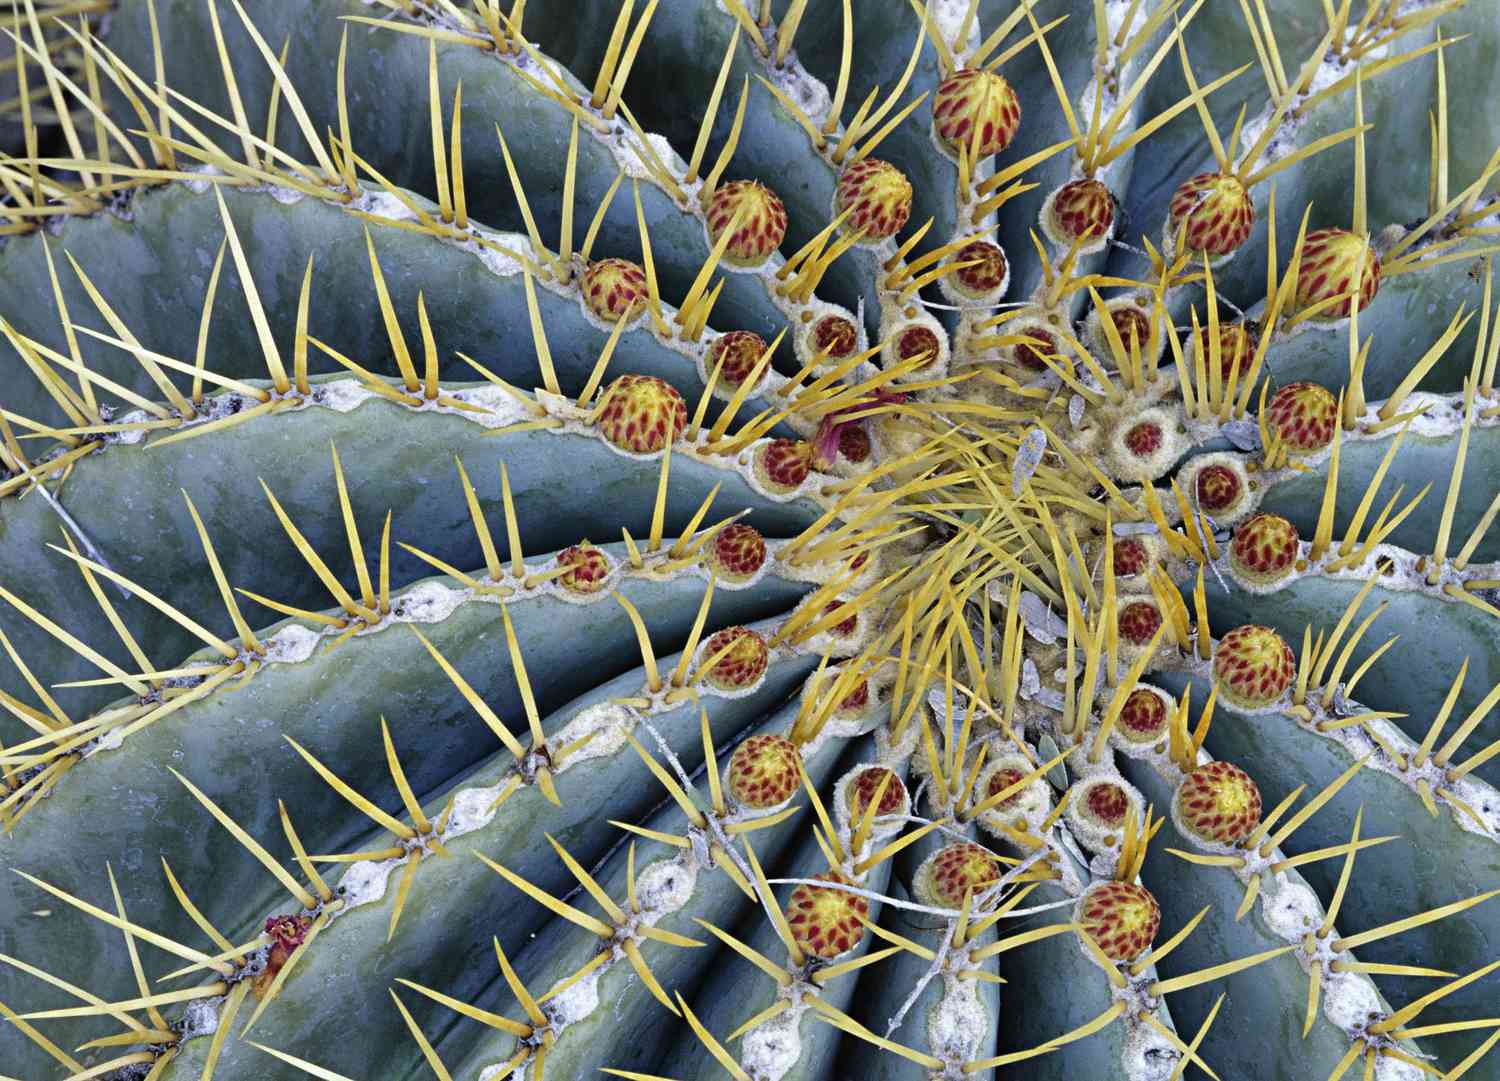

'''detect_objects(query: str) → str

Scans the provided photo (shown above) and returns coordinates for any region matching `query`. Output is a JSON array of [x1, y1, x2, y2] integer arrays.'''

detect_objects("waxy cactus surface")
[[1, 2, 1500, 1080]]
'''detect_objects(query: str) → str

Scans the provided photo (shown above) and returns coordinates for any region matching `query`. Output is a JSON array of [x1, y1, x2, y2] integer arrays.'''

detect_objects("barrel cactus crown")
[[2, 2, 1499, 1080]]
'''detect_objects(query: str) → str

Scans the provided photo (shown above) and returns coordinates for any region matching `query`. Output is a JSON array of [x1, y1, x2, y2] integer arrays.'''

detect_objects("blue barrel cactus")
[[1, 1, 1499, 1078]]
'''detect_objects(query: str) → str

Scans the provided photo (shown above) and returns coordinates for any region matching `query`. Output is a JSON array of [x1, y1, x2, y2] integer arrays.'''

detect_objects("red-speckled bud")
[[1176, 761, 1263, 846], [754, 439, 815, 493], [1047, 179, 1115, 243], [728, 734, 800, 807], [848, 767, 905, 819], [706, 180, 788, 266], [702, 626, 770, 691], [581, 257, 648, 322], [1213, 624, 1295, 710], [787, 873, 868, 959], [1293, 228, 1381, 319], [1079, 881, 1160, 962], [1168, 172, 1254, 256], [925, 842, 1001, 907], [707, 523, 767, 583], [707, 331, 770, 391], [1195, 463, 1242, 513], [556, 544, 613, 593], [835, 158, 913, 240], [1267, 382, 1337, 453], [596, 375, 687, 454], [933, 68, 1021, 156], [1230, 514, 1299, 586]]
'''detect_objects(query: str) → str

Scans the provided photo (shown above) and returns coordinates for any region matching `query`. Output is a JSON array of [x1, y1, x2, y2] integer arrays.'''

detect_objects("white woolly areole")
[[551, 702, 635, 768], [336, 854, 401, 909], [928, 972, 988, 1064], [311, 378, 381, 413], [262, 623, 321, 665], [740, 997, 806, 1081]]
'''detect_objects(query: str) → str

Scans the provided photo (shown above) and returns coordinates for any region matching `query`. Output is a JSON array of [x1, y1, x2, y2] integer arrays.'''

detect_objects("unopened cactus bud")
[[847, 766, 906, 819], [1293, 228, 1381, 319], [1214, 624, 1295, 710], [581, 257, 648, 323], [754, 439, 815, 494], [1118, 687, 1171, 745], [702, 626, 770, 691], [947, 240, 1010, 301], [556, 544, 613, 593], [1230, 514, 1299, 587], [706, 331, 770, 392], [932, 68, 1021, 157], [834, 158, 913, 240], [727, 734, 800, 808], [706, 179, 787, 266], [1176, 761, 1263, 846], [596, 375, 687, 454], [1267, 381, 1338, 453], [1168, 172, 1255, 256], [920, 842, 1002, 908], [1044, 178, 1115, 249], [1117, 599, 1164, 647], [1078, 881, 1160, 962], [787, 873, 868, 959], [707, 523, 768, 584]]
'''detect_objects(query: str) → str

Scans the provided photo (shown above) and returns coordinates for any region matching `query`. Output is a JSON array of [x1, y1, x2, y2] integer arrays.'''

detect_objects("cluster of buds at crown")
[[1168, 172, 1255, 257], [1078, 881, 1160, 962], [701, 626, 770, 692], [705, 180, 787, 266], [1175, 761, 1263, 846], [1266, 381, 1338, 453], [787, 873, 868, 959], [1293, 228, 1381, 319], [595, 374, 688, 454], [555, 543, 614, 594], [706, 331, 770, 393], [753, 438, 816, 494], [834, 158, 913, 240], [1044, 178, 1115, 252], [581, 257, 648, 323], [1213, 624, 1295, 710], [932, 68, 1021, 157], [706, 523, 768, 584], [1229, 513, 1300, 587], [726, 734, 800, 809]]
